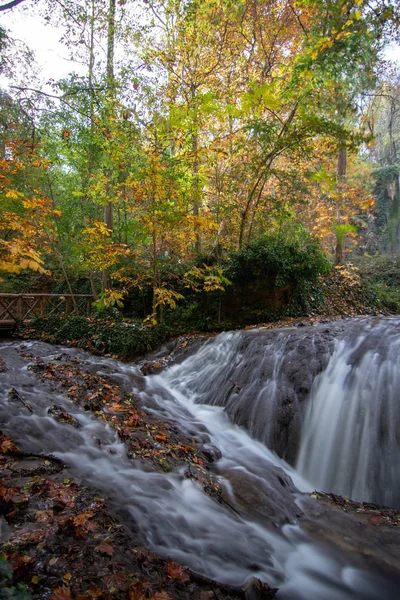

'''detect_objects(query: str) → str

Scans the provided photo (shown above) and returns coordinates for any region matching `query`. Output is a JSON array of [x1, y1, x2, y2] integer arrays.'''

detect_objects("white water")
[[1, 329, 400, 598], [297, 320, 400, 507]]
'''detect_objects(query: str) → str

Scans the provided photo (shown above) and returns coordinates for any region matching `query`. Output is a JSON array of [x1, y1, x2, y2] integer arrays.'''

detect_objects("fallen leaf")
[[5, 551, 33, 570], [0, 486, 17, 501], [370, 515, 383, 525], [11, 527, 48, 544], [127, 581, 145, 600], [0, 438, 15, 454], [73, 511, 93, 526], [51, 587, 72, 600], [108, 403, 130, 412], [95, 539, 114, 556], [103, 573, 128, 592], [151, 593, 172, 600], [164, 560, 190, 582], [35, 510, 54, 522], [31, 575, 39, 584], [63, 573, 72, 582]]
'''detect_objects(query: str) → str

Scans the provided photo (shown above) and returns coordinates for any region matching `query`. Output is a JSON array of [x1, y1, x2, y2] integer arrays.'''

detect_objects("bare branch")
[[0, 0, 26, 12]]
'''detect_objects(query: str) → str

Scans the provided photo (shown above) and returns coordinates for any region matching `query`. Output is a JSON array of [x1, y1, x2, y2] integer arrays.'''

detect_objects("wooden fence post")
[[16, 295, 23, 323]]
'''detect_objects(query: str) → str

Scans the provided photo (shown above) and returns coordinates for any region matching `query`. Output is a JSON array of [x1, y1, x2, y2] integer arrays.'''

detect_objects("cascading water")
[[296, 318, 400, 507], [1, 319, 400, 599]]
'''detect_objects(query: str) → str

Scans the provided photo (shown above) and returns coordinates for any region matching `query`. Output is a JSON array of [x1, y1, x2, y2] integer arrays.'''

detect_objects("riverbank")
[[0, 342, 276, 599], [2, 321, 400, 600]]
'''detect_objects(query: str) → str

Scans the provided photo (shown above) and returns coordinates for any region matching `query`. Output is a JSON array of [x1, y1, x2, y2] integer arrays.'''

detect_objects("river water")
[[1, 317, 400, 598]]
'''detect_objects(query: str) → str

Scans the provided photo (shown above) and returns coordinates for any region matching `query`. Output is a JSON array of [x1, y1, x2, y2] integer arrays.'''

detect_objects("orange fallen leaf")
[[95, 539, 114, 556], [73, 511, 93, 526], [164, 560, 190, 582], [127, 581, 145, 600], [0, 438, 15, 453], [51, 587, 72, 600], [0, 486, 17, 501], [370, 515, 383, 525], [108, 403, 130, 412], [35, 510, 54, 522]]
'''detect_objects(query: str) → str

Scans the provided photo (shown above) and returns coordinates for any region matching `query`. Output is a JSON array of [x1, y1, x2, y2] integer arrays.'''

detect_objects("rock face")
[[168, 323, 344, 464], [220, 326, 337, 464], [223, 279, 293, 323]]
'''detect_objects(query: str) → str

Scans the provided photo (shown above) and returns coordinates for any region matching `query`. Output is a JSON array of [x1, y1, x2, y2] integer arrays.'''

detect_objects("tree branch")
[[0, 0, 26, 12]]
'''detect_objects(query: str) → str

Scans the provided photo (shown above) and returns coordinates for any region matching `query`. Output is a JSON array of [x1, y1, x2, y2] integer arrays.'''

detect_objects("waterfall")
[[1, 320, 400, 598], [296, 319, 400, 507]]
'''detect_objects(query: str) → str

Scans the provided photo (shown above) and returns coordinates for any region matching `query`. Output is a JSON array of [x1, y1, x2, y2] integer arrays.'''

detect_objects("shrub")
[[0, 557, 31, 599], [18, 316, 175, 360], [226, 228, 330, 288]]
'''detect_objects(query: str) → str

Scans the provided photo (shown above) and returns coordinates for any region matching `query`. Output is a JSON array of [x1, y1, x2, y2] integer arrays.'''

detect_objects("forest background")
[[1, 0, 400, 350]]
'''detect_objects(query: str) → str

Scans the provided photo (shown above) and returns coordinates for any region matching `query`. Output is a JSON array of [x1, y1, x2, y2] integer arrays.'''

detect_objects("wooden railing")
[[0, 294, 93, 326]]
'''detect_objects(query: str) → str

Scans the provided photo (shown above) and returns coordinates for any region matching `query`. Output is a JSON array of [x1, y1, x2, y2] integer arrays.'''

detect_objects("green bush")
[[56, 315, 90, 340], [226, 228, 330, 287], [0, 557, 31, 600], [18, 315, 175, 359]]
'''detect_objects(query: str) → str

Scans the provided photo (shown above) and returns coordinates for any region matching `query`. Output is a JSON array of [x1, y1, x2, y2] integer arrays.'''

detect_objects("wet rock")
[[140, 359, 169, 375], [199, 444, 222, 463], [218, 461, 301, 528], [244, 577, 278, 599]]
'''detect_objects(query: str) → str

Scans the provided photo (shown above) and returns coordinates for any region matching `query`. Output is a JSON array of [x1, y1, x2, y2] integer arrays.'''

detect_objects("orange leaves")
[[11, 526, 48, 545], [0, 435, 17, 454], [50, 587, 72, 600], [3, 551, 33, 570], [95, 539, 114, 556], [69, 511, 97, 538], [0, 134, 58, 276], [73, 511, 93, 526], [35, 510, 54, 523], [125, 413, 139, 427], [102, 573, 129, 593], [49, 483, 76, 508], [0, 486, 17, 502], [164, 560, 190, 582], [108, 402, 130, 413]]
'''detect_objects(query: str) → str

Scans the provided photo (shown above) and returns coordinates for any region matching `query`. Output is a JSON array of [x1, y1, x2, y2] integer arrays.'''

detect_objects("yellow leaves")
[[81, 220, 130, 272], [93, 290, 126, 310], [83, 220, 112, 238], [184, 265, 231, 293], [5, 189, 23, 199], [153, 287, 184, 310], [0, 261, 21, 273], [19, 258, 49, 274], [335, 263, 361, 286]]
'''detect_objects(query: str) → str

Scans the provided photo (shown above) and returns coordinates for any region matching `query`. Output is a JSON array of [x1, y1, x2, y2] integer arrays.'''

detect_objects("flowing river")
[[1, 317, 400, 598]]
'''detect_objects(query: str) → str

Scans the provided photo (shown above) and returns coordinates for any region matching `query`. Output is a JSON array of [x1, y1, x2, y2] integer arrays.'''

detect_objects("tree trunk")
[[334, 148, 347, 265], [102, 0, 116, 292], [88, 269, 99, 300], [192, 128, 201, 253]]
